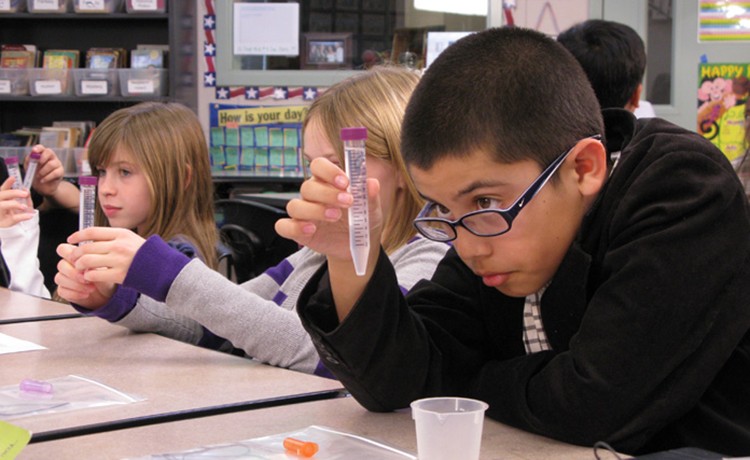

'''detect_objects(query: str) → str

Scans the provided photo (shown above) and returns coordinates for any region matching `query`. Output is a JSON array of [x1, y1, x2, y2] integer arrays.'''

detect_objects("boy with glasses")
[[276, 27, 750, 455]]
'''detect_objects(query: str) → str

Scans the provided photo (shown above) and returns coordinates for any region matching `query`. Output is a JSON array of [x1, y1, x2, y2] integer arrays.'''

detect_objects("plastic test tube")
[[283, 437, 319, 457], [79, 176, 98, 244], [20, 378, 54, 394], [4, 156, 26, 206], [341, 127, 369, 276], [22, 151, 41, 190], [5, 156, 23, 191]]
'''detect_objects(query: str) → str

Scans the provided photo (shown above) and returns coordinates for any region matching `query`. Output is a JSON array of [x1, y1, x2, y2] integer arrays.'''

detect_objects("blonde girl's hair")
[[302, 65, 423, 253], [87, 102, 219, 269]]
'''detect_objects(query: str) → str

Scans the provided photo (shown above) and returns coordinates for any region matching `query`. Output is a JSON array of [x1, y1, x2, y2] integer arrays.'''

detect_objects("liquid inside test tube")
[[79, 176, 98, 243], [22, 151, 41, 190], [341, 127, 369, 276]]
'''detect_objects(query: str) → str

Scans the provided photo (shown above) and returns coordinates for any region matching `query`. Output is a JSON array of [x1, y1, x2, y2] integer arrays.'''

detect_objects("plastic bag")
[[134, 424, 417, 459], [0, 374, 143, 419]]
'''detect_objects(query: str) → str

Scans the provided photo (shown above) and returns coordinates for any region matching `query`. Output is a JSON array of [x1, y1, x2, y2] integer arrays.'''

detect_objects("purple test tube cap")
[[79, 176, 98, 186], [340, 127, 368, 141], [29, 151, 42, 160], [20, 378, 54, 394], [4, 156, 19, 165]]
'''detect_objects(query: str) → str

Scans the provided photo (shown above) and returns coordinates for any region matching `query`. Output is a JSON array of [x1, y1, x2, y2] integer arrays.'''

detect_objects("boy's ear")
[[625, 83, 643, 112], [571, 137, 608, 197]]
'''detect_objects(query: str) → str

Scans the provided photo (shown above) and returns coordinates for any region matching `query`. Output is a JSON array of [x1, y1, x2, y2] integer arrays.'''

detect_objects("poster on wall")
[[697, 62, 750, 164], [209, 104, 308, 172], [698, 0, 750, 42]]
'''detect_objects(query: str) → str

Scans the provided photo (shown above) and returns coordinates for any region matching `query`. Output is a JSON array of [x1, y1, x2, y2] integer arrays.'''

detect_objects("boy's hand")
[[0, 177, 34, 228], [55, 243, 115, 310], [275, 157, 383, 263], [27, 144, 65, 198], [275, 157, 383, 321], [64, 227, 147, 285]]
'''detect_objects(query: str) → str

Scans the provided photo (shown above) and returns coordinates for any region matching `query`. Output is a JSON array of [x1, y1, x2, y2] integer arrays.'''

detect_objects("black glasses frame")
[[413, 135, 602, 242]]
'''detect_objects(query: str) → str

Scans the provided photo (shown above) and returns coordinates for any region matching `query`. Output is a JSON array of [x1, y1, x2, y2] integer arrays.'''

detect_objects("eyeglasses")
[[413, 135, 601, 242]]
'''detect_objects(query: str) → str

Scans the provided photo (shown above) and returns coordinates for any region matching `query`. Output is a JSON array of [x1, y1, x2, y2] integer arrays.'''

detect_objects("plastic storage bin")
[[28, 0, 70, 13], [0, 68, 30, 96], [56, 147, 88, 175], [118, 68, 167, 98], [73, 0, 123, 13], [28, 68, 74, 96], [72, 68, 119, 97], [0, 0, 27, 13], [125, 0, 165, 13]]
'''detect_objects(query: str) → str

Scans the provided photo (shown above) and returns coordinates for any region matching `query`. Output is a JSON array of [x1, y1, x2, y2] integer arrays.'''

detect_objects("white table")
[[21, 394, 601, 460], [0, 317, 344, 440], [0, 288, 81, 324]]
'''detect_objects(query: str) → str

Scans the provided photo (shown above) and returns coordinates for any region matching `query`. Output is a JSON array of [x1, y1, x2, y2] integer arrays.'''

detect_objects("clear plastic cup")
[[411, 397, 489, 460]]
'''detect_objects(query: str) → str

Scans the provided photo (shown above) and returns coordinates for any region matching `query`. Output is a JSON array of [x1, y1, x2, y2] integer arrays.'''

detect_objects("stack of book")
[[130, 45, 166, 69], [42, 49, 81, 69], [86, 47, 127, 69], [0, 121, 94, 150], [39, 121, 96, 148], [0, 44, 39, 69]]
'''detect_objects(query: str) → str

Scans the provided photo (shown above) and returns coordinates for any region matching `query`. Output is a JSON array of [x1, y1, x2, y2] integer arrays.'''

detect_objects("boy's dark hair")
[[557, 19, 646, 110], [402, 27, 603, 171]]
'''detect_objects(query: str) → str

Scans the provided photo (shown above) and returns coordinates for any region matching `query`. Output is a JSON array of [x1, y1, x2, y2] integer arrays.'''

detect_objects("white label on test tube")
[[341, 127, 369, 276], [4, 156, 23, 190], [79, 176, 98, 244], [4, 156, 26, 207], [22, 151, 41, 191]]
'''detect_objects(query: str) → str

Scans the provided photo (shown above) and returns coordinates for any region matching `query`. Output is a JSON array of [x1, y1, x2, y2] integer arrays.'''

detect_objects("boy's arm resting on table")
[[297, 247, 455, 410], [298, 145, 750, 453]]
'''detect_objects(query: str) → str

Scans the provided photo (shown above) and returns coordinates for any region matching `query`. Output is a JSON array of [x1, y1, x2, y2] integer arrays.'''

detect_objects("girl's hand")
[[0, 177, 34, 228], [55, 243, 116, 309], [27, 144, 65, 198], [274, 157, 383, 263], [64, 227, 147, 285]]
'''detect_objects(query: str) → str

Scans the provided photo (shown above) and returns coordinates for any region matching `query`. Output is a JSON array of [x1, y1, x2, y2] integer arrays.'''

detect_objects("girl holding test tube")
[[56, 101, 219, 311], [55, 66, 449, 375], [0, 145, 78, 298]]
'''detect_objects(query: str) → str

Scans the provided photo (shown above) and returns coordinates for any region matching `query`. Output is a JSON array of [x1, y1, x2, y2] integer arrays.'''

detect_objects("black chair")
[[214, 198, 299, 283]]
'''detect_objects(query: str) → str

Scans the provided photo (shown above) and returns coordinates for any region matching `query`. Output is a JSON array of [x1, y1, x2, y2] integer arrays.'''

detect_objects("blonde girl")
[[55, 67, 448, 375]]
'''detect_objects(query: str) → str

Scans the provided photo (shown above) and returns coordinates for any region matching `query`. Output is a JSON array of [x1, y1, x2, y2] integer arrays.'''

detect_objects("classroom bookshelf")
[[0, 0, 196, 167]]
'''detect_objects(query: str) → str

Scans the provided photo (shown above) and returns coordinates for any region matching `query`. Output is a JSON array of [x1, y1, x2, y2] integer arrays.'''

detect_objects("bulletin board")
[[209, 104, 308, 172]]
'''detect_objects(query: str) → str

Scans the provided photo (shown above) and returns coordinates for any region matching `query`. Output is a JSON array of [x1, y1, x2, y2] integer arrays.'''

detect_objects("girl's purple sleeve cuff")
[[122, 235, 190, 302], [70, 285, 140, 322]]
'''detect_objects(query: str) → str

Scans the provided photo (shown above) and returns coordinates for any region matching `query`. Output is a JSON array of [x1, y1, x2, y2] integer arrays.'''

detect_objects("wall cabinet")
[[0, 0, 196, 134]]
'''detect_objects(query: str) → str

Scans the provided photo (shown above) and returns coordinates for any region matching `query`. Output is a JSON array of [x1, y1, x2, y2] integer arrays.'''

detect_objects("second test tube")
[[79, 176, 98, 244]]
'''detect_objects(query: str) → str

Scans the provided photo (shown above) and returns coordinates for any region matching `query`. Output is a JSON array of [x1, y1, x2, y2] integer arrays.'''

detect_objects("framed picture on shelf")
[[301, 33, 353, 69]]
